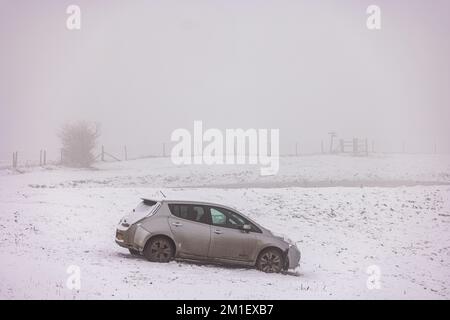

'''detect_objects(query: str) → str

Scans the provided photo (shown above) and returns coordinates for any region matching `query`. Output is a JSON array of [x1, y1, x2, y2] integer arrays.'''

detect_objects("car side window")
[[169, 204, 189, 219], [210, 208, 227, 225], [168, 204, 211, 224], [227, 211, 246, 227], [190, 205, 211, 224], [209, 206, 262, 232]]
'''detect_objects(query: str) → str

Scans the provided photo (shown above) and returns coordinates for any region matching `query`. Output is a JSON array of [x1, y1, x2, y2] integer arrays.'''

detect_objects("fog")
[[1, 0, 449, 162]]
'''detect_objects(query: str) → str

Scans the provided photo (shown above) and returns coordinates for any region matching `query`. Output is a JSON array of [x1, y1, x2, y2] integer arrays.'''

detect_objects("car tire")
[[256, 248, 284, 273], [143, 236, 174, 263], [129, 249, 140, 256]]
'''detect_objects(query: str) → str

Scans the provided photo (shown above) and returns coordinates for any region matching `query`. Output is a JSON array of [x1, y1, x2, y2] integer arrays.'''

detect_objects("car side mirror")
[[242, 224, 251, 232]]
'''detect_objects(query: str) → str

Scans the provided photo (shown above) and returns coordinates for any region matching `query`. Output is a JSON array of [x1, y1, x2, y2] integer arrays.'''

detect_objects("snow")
[[0, 154, 449, 299], [2, 154, 450, 189]]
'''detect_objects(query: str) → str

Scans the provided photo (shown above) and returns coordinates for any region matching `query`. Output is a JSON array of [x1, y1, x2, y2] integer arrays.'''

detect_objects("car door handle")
[[172, 222, 183, 227], [214, 229, 222, 234]]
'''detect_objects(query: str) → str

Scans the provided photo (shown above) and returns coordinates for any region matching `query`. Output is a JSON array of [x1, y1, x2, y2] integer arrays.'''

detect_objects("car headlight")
[[273, 232, 295, 246], [285, 238, 295, 246]]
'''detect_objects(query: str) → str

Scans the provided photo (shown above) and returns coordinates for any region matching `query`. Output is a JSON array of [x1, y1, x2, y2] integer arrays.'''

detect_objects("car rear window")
[[132, 200, 159, 221], [168, 204, 210, 224]]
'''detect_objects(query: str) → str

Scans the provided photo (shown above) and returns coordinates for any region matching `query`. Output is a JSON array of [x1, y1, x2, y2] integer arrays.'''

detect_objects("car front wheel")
[[256, 248, 284, 273]]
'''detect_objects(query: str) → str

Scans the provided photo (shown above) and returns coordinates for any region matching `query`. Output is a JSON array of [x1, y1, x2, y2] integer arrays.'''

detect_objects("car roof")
[[141, 197, 237, 209], [141, 197, 269, 232]]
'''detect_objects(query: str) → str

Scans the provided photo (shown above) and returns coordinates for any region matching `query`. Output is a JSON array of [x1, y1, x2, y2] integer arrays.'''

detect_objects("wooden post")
[[328, 132, 337, 154], [124, 145, 128, 161], [43, 150, 47, 165], [39, 150, 42, 166], [101, 145, 105, 161], [60, 149, 64, 164], [353, 138, 358, 155], [329, 136, 333, 153], [13, 151, 18, 168]]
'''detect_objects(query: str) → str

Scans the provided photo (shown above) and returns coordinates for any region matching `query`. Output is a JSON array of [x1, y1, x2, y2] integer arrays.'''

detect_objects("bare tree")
[[59, 121, 100, 167]]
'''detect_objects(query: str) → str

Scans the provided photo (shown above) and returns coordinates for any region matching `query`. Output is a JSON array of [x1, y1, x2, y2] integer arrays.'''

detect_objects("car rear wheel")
[[143, 237, 174, 263], [256, 248, 284, 273]]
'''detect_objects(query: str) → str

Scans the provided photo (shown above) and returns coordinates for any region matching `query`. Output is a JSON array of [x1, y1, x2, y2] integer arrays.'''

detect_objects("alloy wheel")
[[258, 250, 283, 273]]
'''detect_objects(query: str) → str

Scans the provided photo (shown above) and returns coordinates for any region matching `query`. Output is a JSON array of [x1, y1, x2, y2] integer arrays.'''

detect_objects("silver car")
[[115, 198, 301, 273]]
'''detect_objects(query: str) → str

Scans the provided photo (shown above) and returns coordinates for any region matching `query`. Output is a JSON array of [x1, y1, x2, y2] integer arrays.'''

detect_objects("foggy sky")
[[1, 0, 450, 161]]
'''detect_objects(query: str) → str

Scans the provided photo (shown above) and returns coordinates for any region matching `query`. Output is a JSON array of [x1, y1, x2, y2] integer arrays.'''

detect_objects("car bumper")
[[286, 245, 301, 269], [115, 224, 151, 251], [115, 229, 134, 249]]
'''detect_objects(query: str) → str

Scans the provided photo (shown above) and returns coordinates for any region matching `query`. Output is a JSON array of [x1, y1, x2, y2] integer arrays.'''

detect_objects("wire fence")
[[1, 138, 447, 171]]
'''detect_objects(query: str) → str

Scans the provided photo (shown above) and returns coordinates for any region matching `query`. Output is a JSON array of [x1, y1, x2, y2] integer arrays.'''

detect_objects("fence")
[[338, 138, 369, 156], [2, 138, 446, 170], [3, 143, 172, 171]]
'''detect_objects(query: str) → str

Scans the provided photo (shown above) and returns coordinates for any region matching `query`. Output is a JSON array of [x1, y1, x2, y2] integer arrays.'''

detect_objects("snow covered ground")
[[0, 154, 449, 299], [2, 154, 450, 189]]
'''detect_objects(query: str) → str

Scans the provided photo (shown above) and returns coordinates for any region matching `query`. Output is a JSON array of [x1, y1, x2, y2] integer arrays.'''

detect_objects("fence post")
[[13, 151, 18, 168], [353, 138, 358, 155], [124, 145, 128, 161], [43, 150, 47, 165], [60, 149, 64, 164], [39, 150, 42, 166]]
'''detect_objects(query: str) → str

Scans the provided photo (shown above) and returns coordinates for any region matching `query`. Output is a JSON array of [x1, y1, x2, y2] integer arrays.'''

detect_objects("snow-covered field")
[[0, 154, 449, 299]]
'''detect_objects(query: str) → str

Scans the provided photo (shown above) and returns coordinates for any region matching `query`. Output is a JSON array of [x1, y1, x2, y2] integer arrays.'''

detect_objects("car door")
[[208, 206, 257, 262], [167, 204, 211, 259]]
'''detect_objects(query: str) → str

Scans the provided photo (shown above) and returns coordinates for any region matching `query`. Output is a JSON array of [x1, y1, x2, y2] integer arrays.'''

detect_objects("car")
[[115, 198, 301, 273]]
